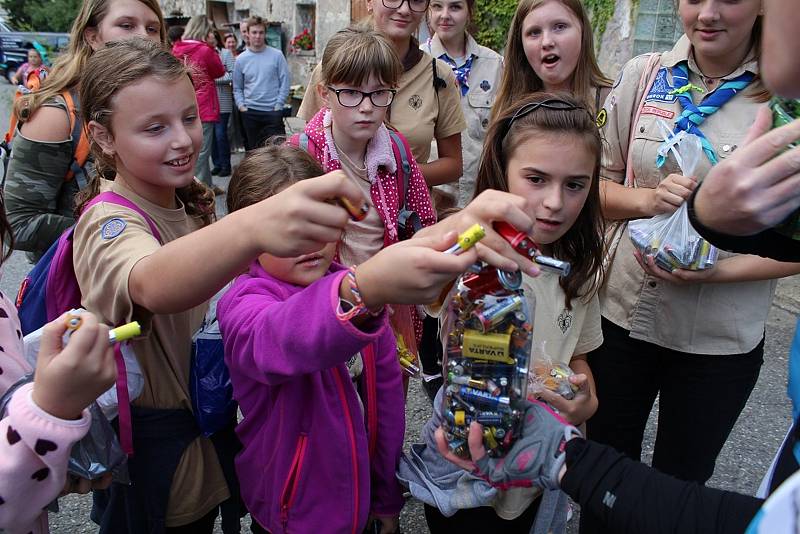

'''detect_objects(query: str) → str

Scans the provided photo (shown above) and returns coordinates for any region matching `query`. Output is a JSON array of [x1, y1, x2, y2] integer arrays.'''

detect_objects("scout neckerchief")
[[656, 61, 754, 167], [439, 53, 474, 96]]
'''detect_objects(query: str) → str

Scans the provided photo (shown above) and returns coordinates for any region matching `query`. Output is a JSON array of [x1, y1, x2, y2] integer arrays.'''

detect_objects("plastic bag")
[[527, 343, 577, 402], [23, 308, 144, 421], [0, 373, 129, 483], [629, 128, 719, 271], [190, 289, 236, 437], [440, 264, 533, 458]]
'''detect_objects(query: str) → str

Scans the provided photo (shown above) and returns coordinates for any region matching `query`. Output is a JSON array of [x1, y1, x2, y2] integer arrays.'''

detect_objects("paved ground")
[[0, 81, 795, 533]]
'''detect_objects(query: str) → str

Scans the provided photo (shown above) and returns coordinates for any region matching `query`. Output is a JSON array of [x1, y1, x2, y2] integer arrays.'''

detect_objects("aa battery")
[[472, 295, 523, 333], [459, 386, 510, 409], [533, 254, 571, 277]]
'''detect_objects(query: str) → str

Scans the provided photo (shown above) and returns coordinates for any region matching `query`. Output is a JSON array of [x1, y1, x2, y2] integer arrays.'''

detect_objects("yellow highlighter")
[[108, 321, 141, 344]]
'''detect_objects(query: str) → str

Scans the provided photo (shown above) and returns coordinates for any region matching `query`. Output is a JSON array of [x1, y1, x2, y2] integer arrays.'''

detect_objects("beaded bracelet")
[[336, 266, 383, 322]]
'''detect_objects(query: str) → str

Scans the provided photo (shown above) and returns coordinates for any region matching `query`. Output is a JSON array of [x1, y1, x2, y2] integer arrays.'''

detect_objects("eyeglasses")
[[327, 86, 397, 108], [382, 0, 431, 13]]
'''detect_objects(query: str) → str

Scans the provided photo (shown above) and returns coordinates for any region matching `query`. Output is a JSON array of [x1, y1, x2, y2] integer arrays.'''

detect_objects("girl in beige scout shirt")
[[298, 0, 466, 190], [585, 3, 800, 532], [422, 0, 504, 208], [492, 0, 611, 122], [71, 39, 371, 532]]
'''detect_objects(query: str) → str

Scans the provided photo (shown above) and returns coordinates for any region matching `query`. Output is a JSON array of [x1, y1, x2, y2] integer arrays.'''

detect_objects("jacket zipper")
[[362, 344, 379, 459], [280, 433, 308, 531], [332, 367, 360, 534]]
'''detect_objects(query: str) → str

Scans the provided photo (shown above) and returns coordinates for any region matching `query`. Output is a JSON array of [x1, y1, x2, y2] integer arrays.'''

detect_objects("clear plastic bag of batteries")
[[628, 130, 718, 272], [440, 264, 532, 458]]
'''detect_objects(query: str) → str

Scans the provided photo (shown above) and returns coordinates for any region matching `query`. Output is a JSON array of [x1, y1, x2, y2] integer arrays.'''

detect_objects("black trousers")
[[581, 318, 764, 533], [241, 109, 285, 150]]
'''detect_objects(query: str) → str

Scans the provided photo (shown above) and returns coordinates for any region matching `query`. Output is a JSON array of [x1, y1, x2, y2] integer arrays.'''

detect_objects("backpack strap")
[[388, 129, 412, 211], [61, 89, 91, 189], [624, 53, 663, 188], [83, 191, 164, 243]]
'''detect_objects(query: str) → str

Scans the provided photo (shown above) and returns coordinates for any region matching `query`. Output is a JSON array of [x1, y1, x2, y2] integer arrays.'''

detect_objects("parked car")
[[0, 20, 69, 83]]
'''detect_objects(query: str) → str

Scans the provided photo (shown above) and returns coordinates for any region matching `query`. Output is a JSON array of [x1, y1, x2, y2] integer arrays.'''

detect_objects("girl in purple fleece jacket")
[[218, 145, 481, 534]]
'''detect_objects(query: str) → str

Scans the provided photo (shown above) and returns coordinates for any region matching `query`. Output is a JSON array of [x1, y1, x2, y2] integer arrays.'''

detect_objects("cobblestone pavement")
[[0, 82, 794, 533]]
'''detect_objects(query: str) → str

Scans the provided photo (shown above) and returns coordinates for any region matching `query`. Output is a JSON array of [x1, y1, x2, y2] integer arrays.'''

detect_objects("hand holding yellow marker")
[[445, 224, 486, 255], [65, 313, 141, 344]]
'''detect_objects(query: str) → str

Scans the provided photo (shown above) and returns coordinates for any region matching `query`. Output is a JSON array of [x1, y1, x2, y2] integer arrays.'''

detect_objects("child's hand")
[[256, 170, 366, 258], [534, 374, 598, 426], [415, 190, 539, 276], [31, 313, 116, 421], [633, 249, 719, 285], [355, 231, 479, 308], [650, 173, 697, 215]]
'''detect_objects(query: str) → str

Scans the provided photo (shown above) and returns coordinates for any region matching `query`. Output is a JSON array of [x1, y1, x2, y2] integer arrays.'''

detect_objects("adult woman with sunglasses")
[[298, 0, 466, 197], [585, 2, 800, 532]]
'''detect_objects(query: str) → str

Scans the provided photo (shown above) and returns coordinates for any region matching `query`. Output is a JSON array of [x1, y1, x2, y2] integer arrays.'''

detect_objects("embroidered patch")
[[641, 105, 675, 120], [644, 68, 677, 104], [480, 79, 491, 91], [100, 218, 127, 240], [408, 95, 423, 110], [557, 310, 573, 334], [596, 108, 608, 128]]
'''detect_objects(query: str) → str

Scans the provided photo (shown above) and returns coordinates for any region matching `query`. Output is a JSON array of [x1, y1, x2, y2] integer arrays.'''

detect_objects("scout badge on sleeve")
[[769, 97, 800, 241], [440, 223, 571, 458], [628, 126, 719, 271]]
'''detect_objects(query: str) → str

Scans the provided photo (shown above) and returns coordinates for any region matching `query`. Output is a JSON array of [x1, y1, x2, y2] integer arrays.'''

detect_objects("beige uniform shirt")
[[422, 34, 504, 207], [600, 35, 776, 355], [298, 51, 466, 169], [493, 273, 602, 519], [73, 180, 228, 526]]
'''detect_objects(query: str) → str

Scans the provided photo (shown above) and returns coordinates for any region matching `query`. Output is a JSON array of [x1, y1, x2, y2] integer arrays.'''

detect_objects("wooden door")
[[351, 0, 370, 23]]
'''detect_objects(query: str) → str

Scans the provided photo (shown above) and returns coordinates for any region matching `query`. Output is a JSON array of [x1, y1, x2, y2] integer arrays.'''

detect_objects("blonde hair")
[[15, 0, 166, 121], [321, 24, 402, 87], [75, 38, 214, 225], [182, 15, 213, 42], [492, 0, 611, 120]]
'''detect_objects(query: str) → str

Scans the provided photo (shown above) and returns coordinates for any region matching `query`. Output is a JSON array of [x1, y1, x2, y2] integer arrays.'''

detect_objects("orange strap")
[[60, 90, 90, 181]]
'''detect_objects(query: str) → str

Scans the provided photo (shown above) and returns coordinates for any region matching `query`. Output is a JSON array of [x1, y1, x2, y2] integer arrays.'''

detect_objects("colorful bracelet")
[[336, 266, 383, 322]]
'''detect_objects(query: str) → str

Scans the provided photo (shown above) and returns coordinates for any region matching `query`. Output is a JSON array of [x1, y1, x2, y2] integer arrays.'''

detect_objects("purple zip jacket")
[[217, 261, 406, 533]]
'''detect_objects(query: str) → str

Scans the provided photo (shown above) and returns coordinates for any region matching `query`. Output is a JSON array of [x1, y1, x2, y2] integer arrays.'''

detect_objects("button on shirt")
[[599, 35, 776, 355]]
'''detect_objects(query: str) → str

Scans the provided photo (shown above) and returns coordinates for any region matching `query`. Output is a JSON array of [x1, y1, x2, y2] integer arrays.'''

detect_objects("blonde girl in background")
[[4, 0, 167, 263], [422, 0, 504, 208]]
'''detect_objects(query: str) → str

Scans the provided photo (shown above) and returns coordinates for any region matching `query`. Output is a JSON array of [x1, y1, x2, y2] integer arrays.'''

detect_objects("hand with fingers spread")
[[31, 312, 117, 421], [415, 189, 540, 276], [434, 399, 582, 491], [693, 106, 800, 235], [650, 173, 698, 215]]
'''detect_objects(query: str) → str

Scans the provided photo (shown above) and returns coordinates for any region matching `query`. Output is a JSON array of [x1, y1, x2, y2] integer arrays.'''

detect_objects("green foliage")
[[2, 0, 82, 32], [583, 0, 616, 39], [472, 0, 518, 52]]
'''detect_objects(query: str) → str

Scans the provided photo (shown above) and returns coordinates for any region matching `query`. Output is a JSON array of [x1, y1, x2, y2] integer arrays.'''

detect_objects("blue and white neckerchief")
[[439, 53, 474, 97], [656, 61, 755, 167]]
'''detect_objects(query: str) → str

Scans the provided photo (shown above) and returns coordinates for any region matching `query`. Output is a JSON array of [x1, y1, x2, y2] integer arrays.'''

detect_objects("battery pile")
[[441, 265, 533, 458], [629, 225, 718, 272]]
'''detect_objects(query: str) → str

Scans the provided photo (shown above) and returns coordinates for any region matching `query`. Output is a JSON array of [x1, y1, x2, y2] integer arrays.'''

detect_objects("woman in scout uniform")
[[585, 2, 800, 532], [422, 0, 503, 208], [298, 0, 466, 194]]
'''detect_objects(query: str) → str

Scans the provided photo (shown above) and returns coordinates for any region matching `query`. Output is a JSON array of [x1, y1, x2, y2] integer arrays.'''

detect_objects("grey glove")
[[473, 399, 582, 491]]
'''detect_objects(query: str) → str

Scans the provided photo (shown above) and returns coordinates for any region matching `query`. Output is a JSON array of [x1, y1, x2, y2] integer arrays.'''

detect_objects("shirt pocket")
[[466, 91, 494, 141], [628, 114, 681, 188]]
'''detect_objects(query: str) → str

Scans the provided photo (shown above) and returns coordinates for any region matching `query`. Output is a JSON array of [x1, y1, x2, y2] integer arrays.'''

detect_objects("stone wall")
[[595, 0, 636, 80], [161, 0, 207, 17]]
